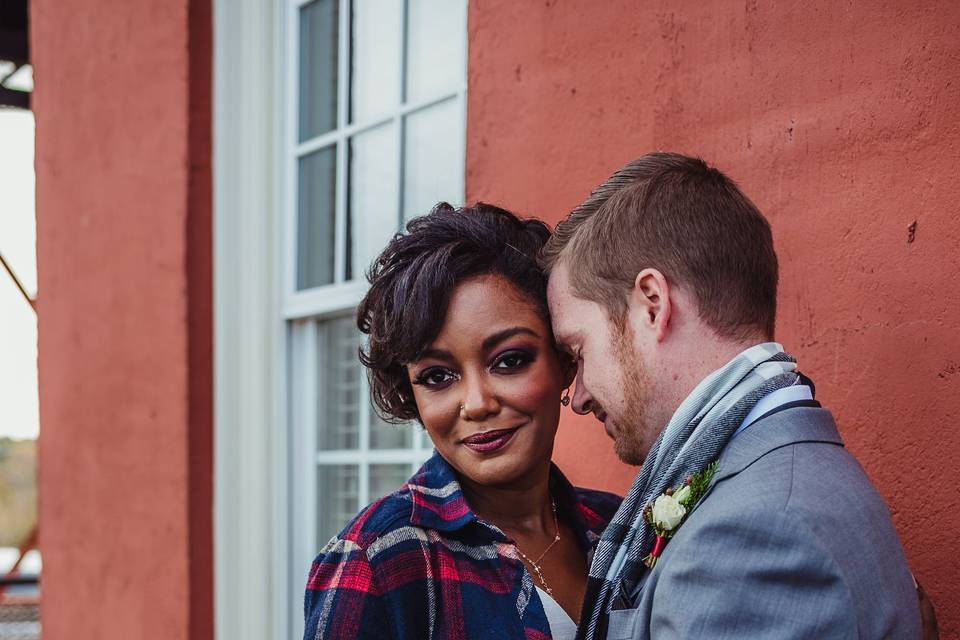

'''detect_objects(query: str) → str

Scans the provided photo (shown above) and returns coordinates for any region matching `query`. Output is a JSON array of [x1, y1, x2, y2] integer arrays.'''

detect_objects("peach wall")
[[32, 0, 212, 638], [467, 0, 959, 635]]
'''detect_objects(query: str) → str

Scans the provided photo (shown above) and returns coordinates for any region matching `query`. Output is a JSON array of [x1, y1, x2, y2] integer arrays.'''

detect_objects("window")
[[285, 0, 466, 630]]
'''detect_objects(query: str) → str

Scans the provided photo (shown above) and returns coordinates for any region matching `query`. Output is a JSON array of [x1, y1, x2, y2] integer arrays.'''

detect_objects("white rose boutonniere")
[[671, 484, 691, 504], [642, 461, 719, 569], [651, 494, 686, 530]]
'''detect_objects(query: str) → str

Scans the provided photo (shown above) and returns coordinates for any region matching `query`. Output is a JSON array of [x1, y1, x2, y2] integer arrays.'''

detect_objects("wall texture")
[[468, 0, 959, 635], [32, 0, 212, 638]]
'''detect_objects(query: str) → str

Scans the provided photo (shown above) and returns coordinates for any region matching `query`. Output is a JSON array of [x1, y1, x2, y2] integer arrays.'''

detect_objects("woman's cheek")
[[417, 395, 458, 441], [509, 365, 562, 414]]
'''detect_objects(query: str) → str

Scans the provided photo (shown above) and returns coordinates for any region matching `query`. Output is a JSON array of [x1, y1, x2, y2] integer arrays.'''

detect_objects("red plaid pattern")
[[304, 452, 621, 639]]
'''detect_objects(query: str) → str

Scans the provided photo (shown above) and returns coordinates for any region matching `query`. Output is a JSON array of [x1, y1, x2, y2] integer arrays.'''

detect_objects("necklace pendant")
[[530, 563, 552, 594], [511, 496, 560, 598]]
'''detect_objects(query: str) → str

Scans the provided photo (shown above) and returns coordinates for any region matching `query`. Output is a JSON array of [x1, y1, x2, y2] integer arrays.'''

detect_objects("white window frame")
[[282, 0, 467, 317], [214, 1, 289, 639]]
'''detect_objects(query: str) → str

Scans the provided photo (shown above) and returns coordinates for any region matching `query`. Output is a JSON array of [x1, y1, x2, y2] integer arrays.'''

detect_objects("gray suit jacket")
[[607, 406, 921, 639]]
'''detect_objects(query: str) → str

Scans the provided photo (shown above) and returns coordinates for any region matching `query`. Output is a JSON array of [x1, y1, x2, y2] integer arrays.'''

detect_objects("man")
[[540, 152, 921, 639]]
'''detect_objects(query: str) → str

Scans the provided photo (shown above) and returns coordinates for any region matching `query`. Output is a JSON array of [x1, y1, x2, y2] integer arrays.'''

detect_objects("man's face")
[[547, 264, 659, 465]]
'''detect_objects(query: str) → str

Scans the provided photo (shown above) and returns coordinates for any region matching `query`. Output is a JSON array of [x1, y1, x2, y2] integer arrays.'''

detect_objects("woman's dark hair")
[[358, 202, 552, 423]]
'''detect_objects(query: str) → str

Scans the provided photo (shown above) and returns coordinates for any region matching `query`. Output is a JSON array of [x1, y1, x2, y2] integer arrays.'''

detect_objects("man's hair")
[[539, 152, 778, 340], [358, 202, 552, 423]]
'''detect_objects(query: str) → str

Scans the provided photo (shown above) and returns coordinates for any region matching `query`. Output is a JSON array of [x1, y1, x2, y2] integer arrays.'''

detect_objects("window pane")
[[317, 316, 361, 450], [299, 0, 339, 141], [317, 464, 359, 546], [403, 98, 463, 221], [369, 464, 410, 501], [369, 411, 412, 450], [349, 123, 399, 280], [350, 0, 402, 124], [406, 0, 466, 103], [297, 146, 337, 290]]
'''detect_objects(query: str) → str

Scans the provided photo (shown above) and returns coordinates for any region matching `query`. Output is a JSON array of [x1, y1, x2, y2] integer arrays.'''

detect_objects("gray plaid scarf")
[[578, 342, 800, 639]]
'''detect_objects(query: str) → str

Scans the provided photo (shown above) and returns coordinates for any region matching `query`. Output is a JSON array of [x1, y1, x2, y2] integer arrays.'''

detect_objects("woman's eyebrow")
[[413, 327, 540, 364], [416, 348, 453, 362], [482, 327, 539, 352]]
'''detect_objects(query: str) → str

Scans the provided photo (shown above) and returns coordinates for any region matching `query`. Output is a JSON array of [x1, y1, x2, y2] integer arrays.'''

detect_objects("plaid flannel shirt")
[[304, 452, 621, 640]]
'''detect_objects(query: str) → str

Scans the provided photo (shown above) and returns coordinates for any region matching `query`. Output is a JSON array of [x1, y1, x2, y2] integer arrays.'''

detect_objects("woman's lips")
[[461, 427, 519, 453]]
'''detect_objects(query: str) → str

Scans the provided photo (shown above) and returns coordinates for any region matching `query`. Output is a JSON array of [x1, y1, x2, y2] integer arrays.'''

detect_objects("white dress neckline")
[[536, 586, 577, 639]]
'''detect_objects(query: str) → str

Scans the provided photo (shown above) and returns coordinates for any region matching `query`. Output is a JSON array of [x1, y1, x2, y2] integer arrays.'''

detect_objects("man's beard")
[[609, 321, 656, 466]]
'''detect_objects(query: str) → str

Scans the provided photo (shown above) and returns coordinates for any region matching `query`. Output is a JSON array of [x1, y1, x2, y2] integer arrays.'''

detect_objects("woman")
[[303, 203, 621, 639]]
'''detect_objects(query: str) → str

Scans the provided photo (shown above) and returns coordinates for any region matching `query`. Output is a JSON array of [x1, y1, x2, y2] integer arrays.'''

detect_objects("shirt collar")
[[406, 452, 477, 532], [406, 451, 603, 545], [733, 384, 814, 438]]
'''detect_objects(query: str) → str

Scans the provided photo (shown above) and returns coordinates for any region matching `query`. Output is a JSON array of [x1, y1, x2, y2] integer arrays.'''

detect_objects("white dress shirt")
[[733, 384, 813, 438]]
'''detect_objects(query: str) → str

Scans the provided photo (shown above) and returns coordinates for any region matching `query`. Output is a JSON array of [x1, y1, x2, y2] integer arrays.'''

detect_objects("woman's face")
[[407, 274, 571, 489]]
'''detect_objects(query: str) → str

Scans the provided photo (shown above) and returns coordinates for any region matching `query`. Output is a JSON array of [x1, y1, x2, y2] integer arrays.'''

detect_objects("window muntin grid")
[[289, 0, 466, 300]]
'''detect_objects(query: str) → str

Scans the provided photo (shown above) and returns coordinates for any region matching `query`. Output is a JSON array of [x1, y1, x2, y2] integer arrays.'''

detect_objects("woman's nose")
[[460, 374, 500, 421]]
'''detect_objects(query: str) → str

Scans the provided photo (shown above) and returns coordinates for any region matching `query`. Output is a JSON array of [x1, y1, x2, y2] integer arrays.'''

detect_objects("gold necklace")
[[513, 498, 560, 596]]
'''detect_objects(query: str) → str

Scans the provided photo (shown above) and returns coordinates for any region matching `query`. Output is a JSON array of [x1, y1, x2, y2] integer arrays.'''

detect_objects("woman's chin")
[[453, 441, 553, 489]]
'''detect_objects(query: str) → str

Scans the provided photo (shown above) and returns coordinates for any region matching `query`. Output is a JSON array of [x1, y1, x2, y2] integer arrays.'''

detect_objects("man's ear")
[[630, 268, 672, 342]]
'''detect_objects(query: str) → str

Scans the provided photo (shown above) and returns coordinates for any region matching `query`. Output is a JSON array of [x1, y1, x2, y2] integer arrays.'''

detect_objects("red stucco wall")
[[467, 0, 960, 634], [32, 0, 212, 638]]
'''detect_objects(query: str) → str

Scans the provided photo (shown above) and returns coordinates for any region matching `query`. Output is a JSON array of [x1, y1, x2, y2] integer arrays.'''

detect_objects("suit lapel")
[[626, 407, 845, 610]]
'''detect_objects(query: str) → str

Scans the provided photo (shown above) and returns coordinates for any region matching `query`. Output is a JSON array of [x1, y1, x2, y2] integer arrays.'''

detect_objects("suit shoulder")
[[730, 438, 888, 522]]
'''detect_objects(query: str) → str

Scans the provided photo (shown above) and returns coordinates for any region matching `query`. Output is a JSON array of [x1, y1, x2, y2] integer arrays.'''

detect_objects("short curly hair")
[[357, 202, 552, 423]]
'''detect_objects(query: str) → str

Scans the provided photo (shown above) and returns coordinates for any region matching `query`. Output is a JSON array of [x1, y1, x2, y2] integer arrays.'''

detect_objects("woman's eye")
[[493, 350, 533, 371], [414, 368, 456, 388]]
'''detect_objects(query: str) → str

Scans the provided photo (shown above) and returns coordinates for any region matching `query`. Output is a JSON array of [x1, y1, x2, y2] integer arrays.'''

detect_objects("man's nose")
[[571, 367, 594, 416], [460, 373, 500, 421]]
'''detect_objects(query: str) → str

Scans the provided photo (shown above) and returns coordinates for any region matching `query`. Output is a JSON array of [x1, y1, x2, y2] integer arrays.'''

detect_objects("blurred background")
[[2, 0, 959, 639], [1, 3, 39, 638]]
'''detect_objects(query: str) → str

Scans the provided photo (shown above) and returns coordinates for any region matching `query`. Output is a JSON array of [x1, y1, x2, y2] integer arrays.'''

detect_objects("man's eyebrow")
[[482, 327, 539, 352], [552, 329, 578, 354]]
